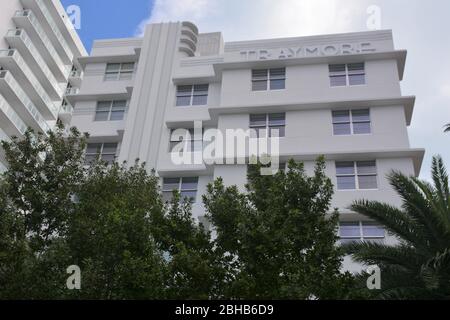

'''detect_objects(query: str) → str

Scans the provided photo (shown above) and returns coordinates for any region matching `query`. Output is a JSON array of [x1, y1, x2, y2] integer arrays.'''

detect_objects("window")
[[176, 84, 209, 106], [85, 143, 118, 165], [94, 100, 127, 121], [104, 62, 135, 81], [249, 113, 286, 138], [169, 128, 203, 153], [332, 109, 371, 135], [336, 161, 377, 190], [162, 177, 199, 203], [339, 221, 385, 244], [329, 63, 365, 87], [252, 68, 286, 91]]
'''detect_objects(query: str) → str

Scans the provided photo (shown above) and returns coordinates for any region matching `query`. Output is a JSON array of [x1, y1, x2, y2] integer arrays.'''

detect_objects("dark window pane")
[[347, 63, 365, 72], [352, 109, 370, 122], [176, 96, 191, 106], [340, 222, 361, 238], [330, 75, 347, 87], [102, 143, 117, 155], [332, 110, 350, 123], [95, 111, 109, 121], [270, 79, 285, 90], [349, 74, 365, 85], [357, 161, 377, 174], [337, 176, 356, 190], [269, 68, 286, 78], [362, 222, 385, 238], [163, 178, 180, 191], [252, 69, 268, 80], [252, 80, 267, 91], [106, 63, 120, 72], [110, 111, 124, 121], [192, 94, 208, 105], [268, 113, 285, 126], [333, 123, 351, 135], [329, 64, 346, 73], [86, 143, 102, 154], [353, 122, 371, 134], [336, 162, 355, 175], [358, 175, 377, 189], [250, 114, 267, 127], [193, 84, 209, 95], [181, 177, 198, 190]]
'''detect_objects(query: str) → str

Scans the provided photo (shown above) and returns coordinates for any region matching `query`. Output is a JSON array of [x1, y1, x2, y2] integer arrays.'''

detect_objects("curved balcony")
[[0, 49, 59, 120], [5, 29, 64, 100], [13, 10, 71, 81], [0, 70, 50, 134], [179, 21, 199, 57]]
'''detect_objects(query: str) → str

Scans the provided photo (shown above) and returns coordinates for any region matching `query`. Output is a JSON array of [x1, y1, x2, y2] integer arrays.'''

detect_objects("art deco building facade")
[[0, 12, 424, 271]]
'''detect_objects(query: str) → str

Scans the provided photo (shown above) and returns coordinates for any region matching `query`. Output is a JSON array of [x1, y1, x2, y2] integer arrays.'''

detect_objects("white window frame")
[[249, 113, 286, 138], [176, 84, 209, 107], [94, 100, 127, 121], [251, 68, 286, 91], [329, 63, 366, 87], [104, 62, 135, 81], [335, 160, 378, 191], [332, 109, 371, 135], [162, 177, 199, 203], [339, 221, 385, 244]]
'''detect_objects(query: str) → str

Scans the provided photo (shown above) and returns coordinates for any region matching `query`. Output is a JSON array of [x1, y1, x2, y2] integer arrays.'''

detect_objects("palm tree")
[[346, 156, 450, 299]]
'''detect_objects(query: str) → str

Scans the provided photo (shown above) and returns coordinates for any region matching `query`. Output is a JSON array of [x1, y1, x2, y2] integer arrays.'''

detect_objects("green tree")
[[203, 158, 354, 299], [346, 155, 450, 299], [0, 125, 167, 299]]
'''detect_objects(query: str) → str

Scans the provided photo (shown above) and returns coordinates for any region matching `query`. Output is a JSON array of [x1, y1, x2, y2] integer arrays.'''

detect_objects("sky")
[[60, 0, 450, 181]]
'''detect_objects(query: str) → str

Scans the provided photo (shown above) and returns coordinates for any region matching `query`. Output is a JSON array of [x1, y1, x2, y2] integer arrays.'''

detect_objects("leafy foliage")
[[0, 125, 352, 299], [346, 156, 450, 299], [203, 158, 354, 299]]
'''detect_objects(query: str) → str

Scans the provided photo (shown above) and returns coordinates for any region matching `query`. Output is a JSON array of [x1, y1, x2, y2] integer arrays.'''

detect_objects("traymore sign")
[[170, 121, 281, 176], [239, 42, 376, 60]]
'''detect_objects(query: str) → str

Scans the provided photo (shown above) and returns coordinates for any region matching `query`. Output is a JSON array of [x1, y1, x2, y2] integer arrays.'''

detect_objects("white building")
[[0, 0, 87, 172], [0, 14, 420, 271]]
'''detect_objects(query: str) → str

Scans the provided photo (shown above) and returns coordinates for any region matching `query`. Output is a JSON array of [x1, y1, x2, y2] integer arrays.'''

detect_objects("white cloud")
[[136, 0, 370, 38]]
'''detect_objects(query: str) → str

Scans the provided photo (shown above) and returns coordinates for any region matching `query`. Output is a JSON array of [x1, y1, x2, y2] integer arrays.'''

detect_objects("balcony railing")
[[70, 70, 82, 78], [0, 92, 28, 136], [6, 28, 64, 98], [65, 87, 80, 95], [14, 10, 71, 79], [0, 49, 59, 119], [0, 70, 50, 134], [35, 0, 74, 63]]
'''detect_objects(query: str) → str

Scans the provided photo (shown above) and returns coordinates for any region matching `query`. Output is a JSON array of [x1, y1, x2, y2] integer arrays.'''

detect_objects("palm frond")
[[343, 241, 423, 270], [350, 200, 425, 247]]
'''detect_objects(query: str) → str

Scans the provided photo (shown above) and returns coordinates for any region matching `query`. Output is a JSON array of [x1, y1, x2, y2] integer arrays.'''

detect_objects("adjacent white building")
[[0, 0, 86, 171]]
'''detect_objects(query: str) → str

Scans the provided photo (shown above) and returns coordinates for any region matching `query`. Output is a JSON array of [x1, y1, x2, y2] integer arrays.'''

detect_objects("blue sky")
[[60, 0, 153, 52]]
